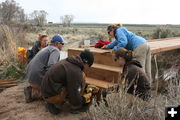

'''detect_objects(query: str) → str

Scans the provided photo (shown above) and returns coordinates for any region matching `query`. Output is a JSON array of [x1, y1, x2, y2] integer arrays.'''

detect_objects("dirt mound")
[[0, 82, 86, 120]]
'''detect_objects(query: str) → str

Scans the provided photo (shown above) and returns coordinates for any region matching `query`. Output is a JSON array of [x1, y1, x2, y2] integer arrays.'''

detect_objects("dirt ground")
[[0, 82, 87, 120]]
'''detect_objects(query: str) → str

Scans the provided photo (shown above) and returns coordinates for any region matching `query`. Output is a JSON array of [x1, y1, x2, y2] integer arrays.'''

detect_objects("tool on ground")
[[83, 85, 100, 103]]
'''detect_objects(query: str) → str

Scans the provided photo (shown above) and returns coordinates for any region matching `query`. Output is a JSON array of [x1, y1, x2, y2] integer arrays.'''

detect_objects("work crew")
[[41, 50, 94, 115], [27, 34, 49, 62], [115, 48, 151, 100], [24, 35, 66, 103], [102, 24, 152, 84]]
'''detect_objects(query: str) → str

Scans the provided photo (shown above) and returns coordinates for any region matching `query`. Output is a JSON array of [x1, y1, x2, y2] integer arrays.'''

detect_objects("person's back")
[[122, 60, 151, 100], [27, 45, 60, 85], [115, 27, 146, 50], [24, 35, 66, 103], [41, 50, 94, 115], [41, 56, 84, 100]]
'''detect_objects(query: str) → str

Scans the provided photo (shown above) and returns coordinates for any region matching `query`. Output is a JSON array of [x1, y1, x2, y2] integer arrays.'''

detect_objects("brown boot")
[[24, 86, 34, 103]]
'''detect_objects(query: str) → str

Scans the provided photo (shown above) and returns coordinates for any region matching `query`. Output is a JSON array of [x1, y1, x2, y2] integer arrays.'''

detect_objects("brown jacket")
[[122, 60, 151, 100], [41, 56, 85, 106]]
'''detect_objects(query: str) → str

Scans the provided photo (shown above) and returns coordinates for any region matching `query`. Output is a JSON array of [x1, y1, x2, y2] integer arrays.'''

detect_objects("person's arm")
[[106, 40, 118, 49], [113, 28, 128, 51], [47, 50, 60, 69], [67, 72, 85, 107], [31, 41, 40, 57]]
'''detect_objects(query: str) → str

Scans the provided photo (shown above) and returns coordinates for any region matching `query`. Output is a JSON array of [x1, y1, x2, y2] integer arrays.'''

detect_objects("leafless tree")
[[60, 15, 74, 27], [0, 0, 26, 25], [30, 10, 48, 26]]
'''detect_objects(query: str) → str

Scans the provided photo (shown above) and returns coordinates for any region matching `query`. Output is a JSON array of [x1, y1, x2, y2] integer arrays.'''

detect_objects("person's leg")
[[133, 43, 147, 72], [145, 45, 152, 84], [133, 43, 152, 84], [24, 83, 42, 103], [44, 88, 67, 115], [30, 83, 42, 99], [24, 86, 33, 103]]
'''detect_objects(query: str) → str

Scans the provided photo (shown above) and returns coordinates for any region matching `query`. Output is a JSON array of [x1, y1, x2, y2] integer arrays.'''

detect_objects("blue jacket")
[[106, 27, 146, 51]]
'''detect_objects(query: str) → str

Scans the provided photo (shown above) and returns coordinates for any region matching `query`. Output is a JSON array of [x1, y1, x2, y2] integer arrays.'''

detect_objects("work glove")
[[110, 49, 115, 55]]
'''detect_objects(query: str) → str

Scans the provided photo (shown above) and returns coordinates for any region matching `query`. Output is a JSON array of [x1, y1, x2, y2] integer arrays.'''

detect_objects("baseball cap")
[[51, 35, 67, 44]]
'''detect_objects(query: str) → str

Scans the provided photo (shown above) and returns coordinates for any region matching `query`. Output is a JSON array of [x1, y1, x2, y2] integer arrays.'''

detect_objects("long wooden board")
[[69, 37, 180, 55], [0, 79, 17, 88]]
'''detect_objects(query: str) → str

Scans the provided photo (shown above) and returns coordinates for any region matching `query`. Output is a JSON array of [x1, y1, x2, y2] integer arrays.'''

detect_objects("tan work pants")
[[133, 43, 152, 84]]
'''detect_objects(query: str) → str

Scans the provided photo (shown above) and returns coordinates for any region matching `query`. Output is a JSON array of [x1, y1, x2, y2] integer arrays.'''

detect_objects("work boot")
[[45, 102, 61, 115], [70, 103, 91, 114], [24, 86, 34, 103]]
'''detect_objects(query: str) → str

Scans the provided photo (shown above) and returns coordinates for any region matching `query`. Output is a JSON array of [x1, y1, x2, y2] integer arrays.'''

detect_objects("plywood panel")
[[86, 77, 114, 88]]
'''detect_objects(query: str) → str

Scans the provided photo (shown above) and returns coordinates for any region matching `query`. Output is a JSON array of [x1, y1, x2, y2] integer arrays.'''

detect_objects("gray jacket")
[[26, 45, 60, 85]]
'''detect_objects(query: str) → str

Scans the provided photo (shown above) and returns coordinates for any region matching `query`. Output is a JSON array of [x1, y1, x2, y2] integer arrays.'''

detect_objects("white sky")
[[1, 0, 180, 24]]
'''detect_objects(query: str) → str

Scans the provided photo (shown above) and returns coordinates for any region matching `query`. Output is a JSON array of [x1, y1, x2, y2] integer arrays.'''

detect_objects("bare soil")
[[0, 82, 86, 120]]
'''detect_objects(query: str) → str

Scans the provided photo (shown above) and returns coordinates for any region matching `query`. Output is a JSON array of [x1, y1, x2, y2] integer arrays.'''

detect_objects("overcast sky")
[[2, 0, 180, 24]]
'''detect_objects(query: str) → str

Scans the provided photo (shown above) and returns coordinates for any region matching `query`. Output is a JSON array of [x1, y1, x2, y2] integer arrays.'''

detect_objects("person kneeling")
[[115, 48, 151, 101], [41, 50, 94, 115]]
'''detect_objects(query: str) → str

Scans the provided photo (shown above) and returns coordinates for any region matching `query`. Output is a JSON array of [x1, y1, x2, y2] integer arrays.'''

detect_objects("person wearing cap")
[[41, 49, 94, 115], [115, 48, 151, 101], [24, 35, 66, 103], [27, 34, 49, 63], [102, 24, 152, 84]]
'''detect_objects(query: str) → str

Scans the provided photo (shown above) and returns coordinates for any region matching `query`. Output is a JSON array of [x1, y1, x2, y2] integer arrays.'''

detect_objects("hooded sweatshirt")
[[122, 60, 151, 100], [41, 56, 85, 107], [106, 27, 146, 51]]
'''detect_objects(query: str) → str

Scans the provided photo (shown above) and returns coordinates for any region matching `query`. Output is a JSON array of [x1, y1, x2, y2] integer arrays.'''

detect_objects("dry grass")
[[0, 25, 27, 80], [82, 50, 180, 120], [0, 25, 17, 61], [82, 77, 180, 120]]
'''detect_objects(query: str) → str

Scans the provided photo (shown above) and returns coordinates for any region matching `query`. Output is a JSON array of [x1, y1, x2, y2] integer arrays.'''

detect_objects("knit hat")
[[80, 49, 94, 67]]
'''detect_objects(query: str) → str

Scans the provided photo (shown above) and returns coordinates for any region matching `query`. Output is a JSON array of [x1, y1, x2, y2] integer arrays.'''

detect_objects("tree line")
[[0, 0, 74, 27]]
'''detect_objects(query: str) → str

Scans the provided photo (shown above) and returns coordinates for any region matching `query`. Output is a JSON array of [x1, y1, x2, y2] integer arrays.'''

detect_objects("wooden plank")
[[0, 81, 18, 84], [68, 49, 119, 66], [69, 37, 180, 55], [0, 79, 16, 83], [86, 77, 114, 88], [68, 48, 110, 54], [0, 83, 17, 88], [149, 38, 180, 54], [85, 63, 122, 82], [92, 63, 122, 72]]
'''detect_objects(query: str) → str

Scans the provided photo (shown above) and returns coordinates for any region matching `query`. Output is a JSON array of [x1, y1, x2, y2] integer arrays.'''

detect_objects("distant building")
[[48, 22, 53, 24]]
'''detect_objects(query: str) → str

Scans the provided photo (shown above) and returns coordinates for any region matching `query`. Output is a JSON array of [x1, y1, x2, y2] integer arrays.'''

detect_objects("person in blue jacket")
[[102, 24, 152, 84]]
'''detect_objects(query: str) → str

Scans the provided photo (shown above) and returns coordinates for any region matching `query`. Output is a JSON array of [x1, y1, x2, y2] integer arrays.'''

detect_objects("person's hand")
[[101, 45, 107, 49]]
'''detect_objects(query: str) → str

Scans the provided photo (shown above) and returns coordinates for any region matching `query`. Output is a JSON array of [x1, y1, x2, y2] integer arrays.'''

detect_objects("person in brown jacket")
[[115, 48, 151, 100], [41, 49, 94, 115]]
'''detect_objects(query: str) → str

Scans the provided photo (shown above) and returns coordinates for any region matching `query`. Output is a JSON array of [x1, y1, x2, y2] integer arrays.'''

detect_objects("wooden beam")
[[86, 77, 114, 88], [0, 83, 17, 88]]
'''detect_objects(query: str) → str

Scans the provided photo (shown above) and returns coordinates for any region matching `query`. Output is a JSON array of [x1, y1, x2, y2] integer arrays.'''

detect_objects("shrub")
[[152, 25, 174, 39]]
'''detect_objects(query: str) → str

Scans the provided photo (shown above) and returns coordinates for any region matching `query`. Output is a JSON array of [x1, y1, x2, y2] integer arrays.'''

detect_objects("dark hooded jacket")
[[41, 56, 85, 106], [27, 41, 41, 62], [122, 60, 151, 100]]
